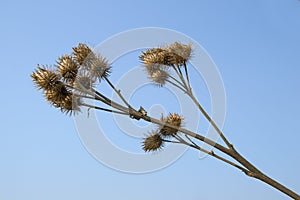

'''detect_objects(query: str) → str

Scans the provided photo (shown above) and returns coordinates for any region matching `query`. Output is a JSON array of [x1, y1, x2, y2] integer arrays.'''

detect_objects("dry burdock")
[[142, 131, 163, 152], [31, 42, 299, 199], [31, 43, 110, 114], [159, 113, 183, 137]]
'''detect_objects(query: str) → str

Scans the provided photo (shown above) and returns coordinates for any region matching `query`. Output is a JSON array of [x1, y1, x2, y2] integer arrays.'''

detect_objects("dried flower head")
[[72, 43, 94, 65], [57, 55, 79, 83], [73, 74, 95, 91], [165, 42, 192, 62], [151, 70, 169, 86], [59, 94, 82, 115], [139, 48, 174, 66], [142, 131, 164, 152], [31, 66, 61, 91], [140, 42, 192, 67], [144, 63, 169, 86], [45, 83, 70, 104], [160, 113, 183, 136], [89, 53, 111, 81]]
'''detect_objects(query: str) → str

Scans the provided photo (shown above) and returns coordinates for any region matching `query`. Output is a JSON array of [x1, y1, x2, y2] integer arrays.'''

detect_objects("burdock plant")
[[31, 42, 299, 199]]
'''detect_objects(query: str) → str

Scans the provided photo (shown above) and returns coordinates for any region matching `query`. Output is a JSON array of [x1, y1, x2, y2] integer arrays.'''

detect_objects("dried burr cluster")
[[139, 42, 192, 151], [140, 42, 192, 86], [142, 113, 183, 152], [31, 43, 111, 114], [31, 42, 192, 152], [31, 41, 300, 199]]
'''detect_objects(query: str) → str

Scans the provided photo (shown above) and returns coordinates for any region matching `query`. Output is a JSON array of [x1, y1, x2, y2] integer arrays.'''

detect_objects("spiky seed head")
[[73, 75, 95, 91], [72, 43, 94, 65], [140, 42, 192, 67], [144, 63, 169, 86], [144, 63, 166, 75], [165, 42, 192, 63], [142, 131, 164, 152], [139, 48, 165, 63], [166, 113, 183, 127], [31, 66, 61, 91], [45, 83, 70, 104], [169, 52, 186, 67], [43, 83, 81, 115], [60, 94, 82, 115], [151, 70, 169, 86], [160, 113, 183, 136], [57, 55, 79, 83], [89, 53, 111, 81], [139, 48, 174, 66]]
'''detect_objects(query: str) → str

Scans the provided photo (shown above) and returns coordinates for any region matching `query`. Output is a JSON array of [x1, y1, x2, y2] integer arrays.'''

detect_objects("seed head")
[[31, 66, 61, 91], [72, 43, 94, 65], [160, 113, 183, 136], [89, 53, 111, 81], [140, 42, 192, 67], [142, 131, 164, 152], [151, 70, 169, 86], [144, 63, 169, 86], [57, 55, 79, 83], [59, 94, 82, 115], [165, 42, 192, 63], [45, 83, 70, 104], [139, 48, 174, 66], [73, 74, 95, 91]]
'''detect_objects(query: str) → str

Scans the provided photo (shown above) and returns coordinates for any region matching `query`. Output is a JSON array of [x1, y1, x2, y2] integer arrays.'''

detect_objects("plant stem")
[[171, 65, 189, 90], [127, 109, 300, 199], [88, 87, 300, 199], [170, 64, 232, 148], [229, 148, 300, 199], [183, 62, 192, 92], [166, 79, 187, 91], [81, 103, 127, 115], [187, 91, 232, 149], [174, 134, 249, 174], [104, 77, 131, 108], [167, 74, 186, 89]]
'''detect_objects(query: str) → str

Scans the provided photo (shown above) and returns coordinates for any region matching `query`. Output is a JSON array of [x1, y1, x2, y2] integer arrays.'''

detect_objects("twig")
[[171, 64, 189, 90], [167, 74, 186, 89], [174, 134, 249, 173], [81, 103, 128, 115], [104, 77, 131, 108], [162, 139, 181, 144], [187, 91, 232, 149], [184, 134, 199, 147], [166, 79, 187, 92], [183, 62, 192, 92]]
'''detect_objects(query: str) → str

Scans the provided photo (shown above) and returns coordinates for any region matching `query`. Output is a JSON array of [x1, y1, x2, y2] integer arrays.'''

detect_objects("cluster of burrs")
[[31, 43, 111, 115], [142, 113, 183, 151], [140, 42, 192, 88], [31, 42, 300, 199], [139, 42, 197, 152], [31, 42, 193, 152]]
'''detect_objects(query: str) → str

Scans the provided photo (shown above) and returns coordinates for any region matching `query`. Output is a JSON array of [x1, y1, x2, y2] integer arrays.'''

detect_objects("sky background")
[[1, 0, 300, 199]]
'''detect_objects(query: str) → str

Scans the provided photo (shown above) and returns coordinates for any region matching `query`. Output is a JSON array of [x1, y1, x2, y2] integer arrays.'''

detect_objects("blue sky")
[[1, 0, 300, 199]]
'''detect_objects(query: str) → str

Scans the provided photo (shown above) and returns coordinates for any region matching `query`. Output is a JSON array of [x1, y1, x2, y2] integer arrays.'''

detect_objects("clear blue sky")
[[1, 0, 300, 199]]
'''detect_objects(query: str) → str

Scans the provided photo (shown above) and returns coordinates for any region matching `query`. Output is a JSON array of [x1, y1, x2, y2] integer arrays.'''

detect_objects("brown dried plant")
[[31, 42, 299, 199]]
